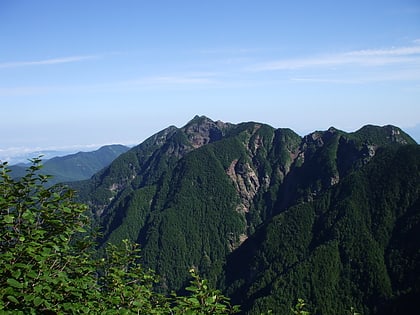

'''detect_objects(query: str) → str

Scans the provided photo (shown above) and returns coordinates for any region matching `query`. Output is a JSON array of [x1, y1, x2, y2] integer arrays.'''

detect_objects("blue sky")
[[1, 0, 419, 162]]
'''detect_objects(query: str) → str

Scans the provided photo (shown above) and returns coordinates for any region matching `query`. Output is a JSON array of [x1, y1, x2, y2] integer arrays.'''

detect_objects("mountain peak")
[[353, 124, 416, 145], [182, 115, 231, 148], [189, 114, 213, 124]]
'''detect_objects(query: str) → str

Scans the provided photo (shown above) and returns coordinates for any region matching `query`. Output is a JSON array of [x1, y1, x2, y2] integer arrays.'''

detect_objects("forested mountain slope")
[[224, 144, 419, 315], [10, 144, 129, 185], [71, 116, 418, 314]]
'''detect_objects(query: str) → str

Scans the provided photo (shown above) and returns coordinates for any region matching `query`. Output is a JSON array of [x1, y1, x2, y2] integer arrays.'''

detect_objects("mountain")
[[10, 144, 129, 185], [2, 149, 80, 165], [224, 144, 419, 315], [71, 116, 418, 314]]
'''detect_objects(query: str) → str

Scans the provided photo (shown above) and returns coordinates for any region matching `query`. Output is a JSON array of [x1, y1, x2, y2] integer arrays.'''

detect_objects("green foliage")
[[0, 158, 98, 313], [292, 298, 310, 315], [173, 269, 240, 314], [0, 159, 239, 314]]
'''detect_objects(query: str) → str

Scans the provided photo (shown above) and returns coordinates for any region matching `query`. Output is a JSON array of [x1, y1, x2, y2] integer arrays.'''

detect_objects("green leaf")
[[11, 269, 21, 279], [185, 285, 198, 293], [62, 206, 72, 213], [76, 226, 87, 233], [7, 278, 23, 289], [7, 295, 19, 304], [27, 270, 38, 278], [22, 210, 35, 222], [187, 297, 200, 305], [4, 214, 14, 223], [24, 294, 35, 302], [33, 296, 44, 307]]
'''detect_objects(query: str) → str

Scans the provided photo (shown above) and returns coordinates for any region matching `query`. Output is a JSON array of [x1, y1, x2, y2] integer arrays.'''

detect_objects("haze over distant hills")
[[9, 144, 129, 186], [67, 115, 419, 315], [2, 149, 78, 166], [1, 144, 131, 166]]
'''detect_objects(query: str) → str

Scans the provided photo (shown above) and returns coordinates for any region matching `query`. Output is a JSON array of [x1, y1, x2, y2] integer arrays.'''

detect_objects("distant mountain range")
[[67, 116, 419, 314], [3, 149, 78, 165], [10, 144, 129, 186]]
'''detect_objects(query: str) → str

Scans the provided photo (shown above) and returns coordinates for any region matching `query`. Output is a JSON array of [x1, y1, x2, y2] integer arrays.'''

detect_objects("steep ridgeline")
[[72, 116, 418, 313]]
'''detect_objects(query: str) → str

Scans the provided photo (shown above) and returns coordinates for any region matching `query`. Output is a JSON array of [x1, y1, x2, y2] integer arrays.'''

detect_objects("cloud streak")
[[251, 45, 420, 71], [121, 72, 220, 89], [0, 55, 99, 69], [0, 72, 221, 97], [344, 46, 420, 57]]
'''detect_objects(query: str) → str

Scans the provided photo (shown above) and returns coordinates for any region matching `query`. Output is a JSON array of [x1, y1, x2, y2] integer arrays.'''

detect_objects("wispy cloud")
[[290, 66, 420, 83], [0, 84, 100, 96], [250, 45, 420, 71], [0, 55, 99, 69], [0, 72, 221, 96], [121, 72, 220, 88], [141, 75, 214, 85], [344, 46, 420, 57], [0, 86, 59, 96], [198, 47, 260, 55]]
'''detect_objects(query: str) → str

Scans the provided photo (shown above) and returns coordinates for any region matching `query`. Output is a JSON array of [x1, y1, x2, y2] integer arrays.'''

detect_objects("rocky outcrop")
[[227, 159, 261, 213], [182, 115, 230, 149]]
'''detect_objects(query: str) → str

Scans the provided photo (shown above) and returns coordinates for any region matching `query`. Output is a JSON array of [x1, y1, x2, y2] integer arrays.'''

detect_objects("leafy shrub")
[[0, 159, 238, 314]]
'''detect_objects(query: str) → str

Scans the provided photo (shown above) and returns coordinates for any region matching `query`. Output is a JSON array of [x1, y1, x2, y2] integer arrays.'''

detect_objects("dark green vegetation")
[[225, 145, 420, 315], [70, 116, 419, 314], [9, 144, 129, 186], [0, 159, 238, 314]]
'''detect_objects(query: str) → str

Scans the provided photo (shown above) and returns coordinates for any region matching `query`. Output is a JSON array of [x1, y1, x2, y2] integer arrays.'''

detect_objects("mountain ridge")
[[70, 116, 418, 314], [10, 144, 129, 185], [74, 115, 416, 241]]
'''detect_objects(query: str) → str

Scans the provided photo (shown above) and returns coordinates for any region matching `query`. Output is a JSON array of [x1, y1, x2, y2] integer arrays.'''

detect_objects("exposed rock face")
[[151, 125, 178, 146], [227, 159, 260, 213], [182, 115, 229, 149], [388, 125, 410, 144], [330, 174, 340, 185]]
